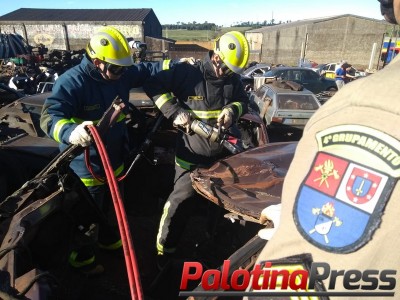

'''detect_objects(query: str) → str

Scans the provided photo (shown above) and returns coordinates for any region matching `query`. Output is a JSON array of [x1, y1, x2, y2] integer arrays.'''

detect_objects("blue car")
[[263, 67, 337, 94]]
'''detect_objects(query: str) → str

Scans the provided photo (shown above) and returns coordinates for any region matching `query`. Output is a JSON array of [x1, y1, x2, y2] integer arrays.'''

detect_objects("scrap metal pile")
[[0, 36, 85, 95]]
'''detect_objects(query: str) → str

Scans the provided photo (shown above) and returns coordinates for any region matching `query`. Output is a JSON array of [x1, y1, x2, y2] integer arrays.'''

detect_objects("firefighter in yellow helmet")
[[40, 26, 174, 275], [86, 26, 134, 80], [213, 30, 249, 75], [244, 1, 400, 299], [143, 31, 250, 268]]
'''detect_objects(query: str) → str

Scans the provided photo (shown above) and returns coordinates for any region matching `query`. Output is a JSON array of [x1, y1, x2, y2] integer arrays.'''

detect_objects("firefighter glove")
[[69, 121, 94, 147], [258, 204, 281, 241], [217, 107, 234, 129], [179, 57, 196, 65], [173, 110, 191, 133]]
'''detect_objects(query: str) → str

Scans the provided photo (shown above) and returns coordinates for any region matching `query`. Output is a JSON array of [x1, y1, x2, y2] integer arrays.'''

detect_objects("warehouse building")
[[0, 8, 167, 52], [245, 14, 391, 70]]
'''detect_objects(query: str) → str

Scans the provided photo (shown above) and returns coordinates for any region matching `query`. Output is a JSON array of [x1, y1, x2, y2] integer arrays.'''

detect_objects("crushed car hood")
[[191, 142, 297, 223]]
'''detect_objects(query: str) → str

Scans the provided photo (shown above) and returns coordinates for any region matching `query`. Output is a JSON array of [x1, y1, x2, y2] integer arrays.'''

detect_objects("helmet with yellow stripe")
[[214, 31, 249, 74], [86, 26, 133, 66]]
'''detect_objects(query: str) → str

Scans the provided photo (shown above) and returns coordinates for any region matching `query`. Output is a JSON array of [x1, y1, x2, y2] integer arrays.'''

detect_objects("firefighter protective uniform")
[[144, 31, 250, 255], [40, 26, 174, 270], [41, 30, 173, 192]]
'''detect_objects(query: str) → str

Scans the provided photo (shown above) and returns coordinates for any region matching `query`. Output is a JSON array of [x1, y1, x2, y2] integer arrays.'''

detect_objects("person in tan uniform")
[[247, 1, 400, 299]]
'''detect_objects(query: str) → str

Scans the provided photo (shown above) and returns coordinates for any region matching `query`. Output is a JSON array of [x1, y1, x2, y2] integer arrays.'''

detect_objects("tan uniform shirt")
[[253, 56, 400, 300]]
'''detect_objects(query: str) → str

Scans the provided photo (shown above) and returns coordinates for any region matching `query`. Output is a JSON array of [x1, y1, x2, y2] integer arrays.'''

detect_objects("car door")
[[249, 85, 268, 114], [273, 69, 290, 81], [263, 87, 276, 125], [324, 63, 336, 78], [299, 69, 325, 94]]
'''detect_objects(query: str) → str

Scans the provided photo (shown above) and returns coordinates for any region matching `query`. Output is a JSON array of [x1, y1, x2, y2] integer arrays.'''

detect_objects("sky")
[[0, 0, 385, 27]]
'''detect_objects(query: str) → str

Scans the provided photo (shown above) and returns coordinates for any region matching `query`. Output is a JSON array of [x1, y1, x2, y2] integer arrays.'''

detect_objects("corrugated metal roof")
[[0, 8, 153, 22], [246, 14, 387, 33]]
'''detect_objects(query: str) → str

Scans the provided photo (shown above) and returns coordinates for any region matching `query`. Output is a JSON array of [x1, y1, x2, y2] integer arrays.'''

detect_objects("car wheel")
[[327, 87, 337, 91]]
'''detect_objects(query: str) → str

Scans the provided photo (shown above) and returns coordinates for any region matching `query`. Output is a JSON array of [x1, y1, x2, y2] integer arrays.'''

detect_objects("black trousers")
[[71, 182, 122, 261], [156, 165, 198, 255]]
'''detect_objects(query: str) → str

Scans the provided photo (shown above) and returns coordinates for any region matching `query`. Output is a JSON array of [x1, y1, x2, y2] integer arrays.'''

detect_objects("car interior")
[[278, 95, 319, 110]]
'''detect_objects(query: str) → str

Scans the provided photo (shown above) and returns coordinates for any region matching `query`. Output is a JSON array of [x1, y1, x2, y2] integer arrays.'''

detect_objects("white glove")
[[217, 107, 234, 129], [68, 121, 93, 147], [173, 110, 191, 132], [179, 57, 196, 65], [257, 204, 281, 241]]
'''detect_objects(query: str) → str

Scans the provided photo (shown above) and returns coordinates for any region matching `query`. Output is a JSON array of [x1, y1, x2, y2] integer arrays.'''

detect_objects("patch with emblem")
[[84, 104, 100, 111], [187, 96, 204, 101], [294, 125, 400, 253]]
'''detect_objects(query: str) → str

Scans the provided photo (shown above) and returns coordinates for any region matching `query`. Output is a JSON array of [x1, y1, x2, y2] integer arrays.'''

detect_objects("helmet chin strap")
[[92, 57, 112, 81], [97, 66, 111, 80]]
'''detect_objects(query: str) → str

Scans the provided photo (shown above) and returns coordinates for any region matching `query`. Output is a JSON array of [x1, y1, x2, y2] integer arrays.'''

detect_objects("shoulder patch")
[[294, 125, 399, 253], [84, 104, 100, 111]]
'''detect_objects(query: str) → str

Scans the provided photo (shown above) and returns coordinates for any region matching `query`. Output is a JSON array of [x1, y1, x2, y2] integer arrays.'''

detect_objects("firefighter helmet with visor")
[[213, 31, 249, 75], [86, 26, 134, 67]]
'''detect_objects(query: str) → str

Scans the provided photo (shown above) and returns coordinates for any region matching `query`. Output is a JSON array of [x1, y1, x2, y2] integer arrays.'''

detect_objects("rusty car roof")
[[191, 141, 297, 224]]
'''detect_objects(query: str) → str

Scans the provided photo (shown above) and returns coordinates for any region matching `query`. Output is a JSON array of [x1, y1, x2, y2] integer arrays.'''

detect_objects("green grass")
[[162, 27, 253, 41]]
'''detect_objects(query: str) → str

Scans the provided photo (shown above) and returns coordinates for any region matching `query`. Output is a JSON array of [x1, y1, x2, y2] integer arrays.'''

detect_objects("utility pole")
[[390, 24, 399, 62], [383, 25, 395, 68]]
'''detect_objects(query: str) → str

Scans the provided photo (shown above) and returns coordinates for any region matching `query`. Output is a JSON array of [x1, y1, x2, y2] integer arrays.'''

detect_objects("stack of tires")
[[0, 33, 32, 59]]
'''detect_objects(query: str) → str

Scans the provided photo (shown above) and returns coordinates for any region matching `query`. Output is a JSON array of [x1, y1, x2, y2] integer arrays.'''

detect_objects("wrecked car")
[[240, 63, 272, 92], [0, 82, 25, 107], [249, 79, 321, 141], [0, 92, 59, 201], [192, 141, 297, 223], [0, 85, 296, 299]]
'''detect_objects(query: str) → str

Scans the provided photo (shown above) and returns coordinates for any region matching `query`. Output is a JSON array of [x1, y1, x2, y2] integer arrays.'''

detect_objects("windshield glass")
[[277, 94, 320, 110], [264, 70, 275, 77]]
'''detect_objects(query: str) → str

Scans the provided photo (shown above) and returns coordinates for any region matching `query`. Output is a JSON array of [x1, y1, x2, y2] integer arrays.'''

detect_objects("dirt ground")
[[70, 206, 261, 300], [50, 158, 263, 300]]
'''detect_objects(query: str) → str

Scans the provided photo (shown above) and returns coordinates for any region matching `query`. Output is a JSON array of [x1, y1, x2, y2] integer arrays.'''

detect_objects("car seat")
[[283, 100, 299, 109]]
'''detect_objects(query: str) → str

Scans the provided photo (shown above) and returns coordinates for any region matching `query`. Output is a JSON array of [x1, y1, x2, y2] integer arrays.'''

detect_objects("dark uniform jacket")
[[40, 54, 171, 188], [144, 51, 249, 170]]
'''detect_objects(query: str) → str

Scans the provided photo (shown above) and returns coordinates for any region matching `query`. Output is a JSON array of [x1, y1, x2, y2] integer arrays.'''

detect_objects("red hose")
[[84, 148, 105, 183], [85, 147, 126, 182], [88, 125, 143, 300]]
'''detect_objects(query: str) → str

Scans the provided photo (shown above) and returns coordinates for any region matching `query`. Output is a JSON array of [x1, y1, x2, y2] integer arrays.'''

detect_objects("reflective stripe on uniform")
[[116, 113, 126, 123], [175, 157, 194, 170], [156, 201, 177, 255], [68, 251, 95, 268], [189, 109, 222, 119], [53, 119, 74, 143], [54, 114, 126, 144], [155, 93, 175, 109], [98, 239, 122, 250], [80, 163, 124, 187], [162, 59, 171, 70], [231, 102, 243, 116], [71, 114, 126, 125], [70, 117, 89, 124]]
